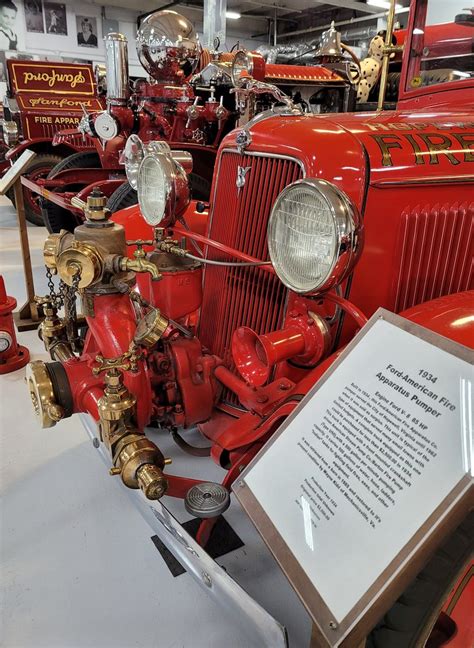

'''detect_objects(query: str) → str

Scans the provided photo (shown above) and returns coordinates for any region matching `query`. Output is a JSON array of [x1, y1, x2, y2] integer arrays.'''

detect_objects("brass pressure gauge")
[[134, 308, 169, 348]]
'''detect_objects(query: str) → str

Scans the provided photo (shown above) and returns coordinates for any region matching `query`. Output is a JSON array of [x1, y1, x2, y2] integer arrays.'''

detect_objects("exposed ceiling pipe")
[[276, 8, 398, 39]]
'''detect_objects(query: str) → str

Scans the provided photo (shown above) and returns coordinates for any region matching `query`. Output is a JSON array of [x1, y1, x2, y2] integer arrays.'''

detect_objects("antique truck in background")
[[34, 10, 360, 233], [26, 0, 472, 644], [1, 59, 104, 224]]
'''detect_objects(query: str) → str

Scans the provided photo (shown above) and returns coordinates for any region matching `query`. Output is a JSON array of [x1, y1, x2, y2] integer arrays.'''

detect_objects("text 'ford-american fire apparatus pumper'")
[[26, 0, 473, 644], [1, 59, 104, 225]]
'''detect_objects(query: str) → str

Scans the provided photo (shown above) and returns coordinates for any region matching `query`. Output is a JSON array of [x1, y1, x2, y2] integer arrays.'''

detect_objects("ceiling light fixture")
[[226, 11, 241, 19], [366, 0, 404, 10]]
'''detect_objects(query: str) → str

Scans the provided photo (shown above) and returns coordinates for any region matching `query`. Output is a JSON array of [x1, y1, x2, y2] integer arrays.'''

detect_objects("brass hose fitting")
[[98, 368, 137, 448], [111, 433, 168, 500], [26, 361, 65, 428], [71, 188, 111, 222]]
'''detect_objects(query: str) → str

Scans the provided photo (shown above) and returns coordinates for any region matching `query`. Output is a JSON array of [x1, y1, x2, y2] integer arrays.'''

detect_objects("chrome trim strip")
[[80, 414, 288, 648]]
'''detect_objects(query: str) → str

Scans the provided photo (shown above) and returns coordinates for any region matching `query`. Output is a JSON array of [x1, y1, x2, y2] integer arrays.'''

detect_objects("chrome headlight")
[[137, 141, 192, 227], [231, 50, 253, 86], [268, 179, 363, 294], [3, 121, 19, 146], [124, 135, 144, 190]]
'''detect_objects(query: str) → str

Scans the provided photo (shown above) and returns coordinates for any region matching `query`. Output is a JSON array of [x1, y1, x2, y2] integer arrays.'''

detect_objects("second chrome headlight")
[[268, 178, 363, 294], [137, 142, 192, 227]]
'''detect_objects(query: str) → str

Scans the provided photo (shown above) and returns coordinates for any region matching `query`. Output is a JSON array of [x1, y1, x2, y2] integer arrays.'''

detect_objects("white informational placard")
[[234, 310, 473, 647], [0, 149, 36, 195]]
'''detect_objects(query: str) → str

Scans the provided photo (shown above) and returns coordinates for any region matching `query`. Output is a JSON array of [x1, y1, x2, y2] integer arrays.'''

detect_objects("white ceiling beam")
[[313, 0, 380, 13]]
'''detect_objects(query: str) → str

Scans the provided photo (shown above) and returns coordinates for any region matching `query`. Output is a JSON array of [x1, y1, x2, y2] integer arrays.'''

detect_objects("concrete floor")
[[0, 196, 312, 648]]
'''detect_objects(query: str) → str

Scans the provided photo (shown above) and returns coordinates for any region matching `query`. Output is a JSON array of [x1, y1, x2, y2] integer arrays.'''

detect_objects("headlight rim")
[[268, 177, 362, 295], [124, 134, 145, 190], [231, 49, 254, 87]]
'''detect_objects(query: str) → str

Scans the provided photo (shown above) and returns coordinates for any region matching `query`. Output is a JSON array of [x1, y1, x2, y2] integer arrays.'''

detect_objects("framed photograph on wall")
[[76, 16, 98, 48], [24, 0, 44, 33], [43, 2, 67, 35], [0, 0, 20, 51]]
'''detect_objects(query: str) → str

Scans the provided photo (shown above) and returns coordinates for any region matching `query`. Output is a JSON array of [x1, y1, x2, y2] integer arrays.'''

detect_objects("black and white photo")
[[24, 0, 44, 33], [76, 15, 97, 48], [0, 0, 18, 50], [44, 1, 67, 35]]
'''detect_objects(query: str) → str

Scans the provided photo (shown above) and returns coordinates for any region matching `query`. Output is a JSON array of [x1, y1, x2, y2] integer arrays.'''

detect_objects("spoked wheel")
[[7, 154, 63, 226], [43, 151, 101, 233], [365, 511, 473, 648]]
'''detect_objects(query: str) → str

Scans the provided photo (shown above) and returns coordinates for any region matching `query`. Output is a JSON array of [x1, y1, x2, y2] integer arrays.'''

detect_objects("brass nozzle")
[[137, 464, 168, 499], [118, 256, 161, 281], [112, 433, 168, 500]]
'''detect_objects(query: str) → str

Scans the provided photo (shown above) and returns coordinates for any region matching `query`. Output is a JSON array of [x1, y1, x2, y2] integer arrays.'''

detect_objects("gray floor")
[[0, 196, 312, 648]]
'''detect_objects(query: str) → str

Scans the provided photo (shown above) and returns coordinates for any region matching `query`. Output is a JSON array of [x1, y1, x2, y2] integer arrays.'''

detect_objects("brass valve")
[[93, 342, 143, 375], [71, 188, 111, 222], [121, 240, 161, 281], [156, 238, 188, 258], [97, 368, 137, 448], [97, 369, 168, 500], [35, 296, 67, 352]]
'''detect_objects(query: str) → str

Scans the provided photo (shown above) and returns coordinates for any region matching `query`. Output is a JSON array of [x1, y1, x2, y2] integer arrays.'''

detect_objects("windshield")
[[406, 0, 474, 92]]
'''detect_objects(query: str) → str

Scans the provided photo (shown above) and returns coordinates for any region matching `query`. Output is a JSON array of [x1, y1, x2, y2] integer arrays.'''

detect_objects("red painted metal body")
[[0, 275, 29, 373], [3, 60, 103, 159]]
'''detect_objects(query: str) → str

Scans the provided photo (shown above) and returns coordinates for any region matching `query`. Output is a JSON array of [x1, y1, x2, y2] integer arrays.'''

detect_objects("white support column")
[[203, 0, 227, 49]]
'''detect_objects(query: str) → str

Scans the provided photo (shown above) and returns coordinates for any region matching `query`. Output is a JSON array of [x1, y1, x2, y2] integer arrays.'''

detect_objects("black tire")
[[9, 153, 63, 226], [44, 151, 101, 233], [366, 511, 474, 648], [106, 181, 137, 213], [189, 173, 211, 202]]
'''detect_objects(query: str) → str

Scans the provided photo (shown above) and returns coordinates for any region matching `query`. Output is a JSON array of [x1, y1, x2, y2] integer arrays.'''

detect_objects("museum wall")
[[0, 0, 264, 82]]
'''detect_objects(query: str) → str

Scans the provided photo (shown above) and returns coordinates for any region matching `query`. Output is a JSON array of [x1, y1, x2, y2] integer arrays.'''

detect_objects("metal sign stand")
[[0, 149, 42, 330]]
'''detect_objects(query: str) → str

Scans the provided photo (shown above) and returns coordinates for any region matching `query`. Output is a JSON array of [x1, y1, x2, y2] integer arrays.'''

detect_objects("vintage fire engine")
[[35, 10, 361, 234], [26, 0, 472, 642], [1, 59, 104, 224]]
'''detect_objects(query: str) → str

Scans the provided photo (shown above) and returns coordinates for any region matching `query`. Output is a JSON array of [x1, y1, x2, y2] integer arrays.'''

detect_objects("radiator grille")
[[199, 151, 303, 404], [394, 202, 473, 312]]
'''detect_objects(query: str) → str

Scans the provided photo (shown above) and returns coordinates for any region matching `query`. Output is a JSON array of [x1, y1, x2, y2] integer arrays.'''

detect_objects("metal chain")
[[63, 269, 82, 350], [45, 266, 65, 310]]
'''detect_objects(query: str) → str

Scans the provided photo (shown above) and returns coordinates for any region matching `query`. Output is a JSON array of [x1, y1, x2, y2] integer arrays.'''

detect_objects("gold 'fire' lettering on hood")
[[370, 131, 474, 167]]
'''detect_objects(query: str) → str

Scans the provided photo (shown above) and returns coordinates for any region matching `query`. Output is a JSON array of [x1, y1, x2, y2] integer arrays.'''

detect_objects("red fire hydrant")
[[0, 275, 30, 373]]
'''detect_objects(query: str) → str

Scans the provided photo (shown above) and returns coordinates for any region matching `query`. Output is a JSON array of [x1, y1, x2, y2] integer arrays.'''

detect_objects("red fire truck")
[[1, 59, 104, 224], [26, 0, 472, 643], [32, 10, 361, 234]]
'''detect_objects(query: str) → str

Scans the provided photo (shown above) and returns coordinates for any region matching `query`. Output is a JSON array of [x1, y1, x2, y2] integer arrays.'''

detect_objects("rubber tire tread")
[[10, 153, 63, 226], [44, 151, 101, 233], [366, 511, 474, 648], [106, 181, 137, 213]]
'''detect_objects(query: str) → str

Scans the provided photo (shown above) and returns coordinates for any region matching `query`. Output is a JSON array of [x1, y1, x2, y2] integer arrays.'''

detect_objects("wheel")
[[43, 151, 101, 233], [8, 154, 63, 226], [366, 511, 474, 648], [189, 173, 211, 202], [106, 181, 137, 212]]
